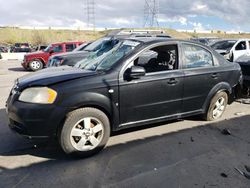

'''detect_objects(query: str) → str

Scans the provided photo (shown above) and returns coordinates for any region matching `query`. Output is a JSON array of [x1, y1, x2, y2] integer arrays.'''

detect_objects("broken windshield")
[[75, 40, 141, 71]]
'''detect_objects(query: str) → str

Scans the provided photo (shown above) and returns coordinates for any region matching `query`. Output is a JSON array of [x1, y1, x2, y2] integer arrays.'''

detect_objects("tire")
[[59, 108, 110, 157], [204, 91, 228, 121], [29, 59, 43, 71]]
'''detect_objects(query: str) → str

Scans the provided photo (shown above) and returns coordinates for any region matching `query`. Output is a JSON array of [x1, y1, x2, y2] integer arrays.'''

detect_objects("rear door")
[[180, 43, 221, 113], [119, 43, 184, 125]]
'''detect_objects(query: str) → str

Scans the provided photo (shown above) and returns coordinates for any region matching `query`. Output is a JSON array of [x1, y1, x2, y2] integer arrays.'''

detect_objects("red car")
[[22, 41, 84, 71]]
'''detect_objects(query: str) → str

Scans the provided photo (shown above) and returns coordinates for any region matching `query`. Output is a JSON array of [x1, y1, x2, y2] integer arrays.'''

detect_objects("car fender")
[[202, 82, 232, 113], [59, 92, 119, 130]]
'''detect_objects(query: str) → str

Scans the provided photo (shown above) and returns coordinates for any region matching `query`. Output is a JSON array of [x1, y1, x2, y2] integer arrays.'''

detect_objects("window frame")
[[120, 42, 181, 79], [65, 43, 76, 52], [180, 42, 216, 70], [52, 44, 63, 53], [235, 41, 247, 51]]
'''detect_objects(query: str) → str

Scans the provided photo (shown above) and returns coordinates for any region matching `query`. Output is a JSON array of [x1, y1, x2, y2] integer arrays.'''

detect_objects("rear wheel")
[[60, 108, 110, 157], [29, 59, 43, 71], [204, 91, 228, 121]]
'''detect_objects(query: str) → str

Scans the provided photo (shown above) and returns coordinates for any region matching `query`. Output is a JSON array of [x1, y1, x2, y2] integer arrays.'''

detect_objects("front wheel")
[[204, 91, 228, 121], [59, 108, 110, 157], [29, 59, 43, 71]]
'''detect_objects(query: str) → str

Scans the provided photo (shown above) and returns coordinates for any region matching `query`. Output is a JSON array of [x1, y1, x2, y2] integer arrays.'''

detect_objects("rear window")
[[211, 40, 236, 50], [15, 43, 29, 48], [66, 44, 77, 52], [182, 44, 213, 69], [52, 45, 63, 53]]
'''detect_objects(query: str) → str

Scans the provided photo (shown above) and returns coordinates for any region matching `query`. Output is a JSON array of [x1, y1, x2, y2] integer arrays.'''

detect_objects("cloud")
[[158, 15, 187, 25], [189, 22, 205, 31], [192, 3, 208, 11], [0, 0, 250, 31]]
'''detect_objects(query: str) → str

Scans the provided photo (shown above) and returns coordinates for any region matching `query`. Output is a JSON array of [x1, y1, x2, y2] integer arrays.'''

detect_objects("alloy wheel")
[[212, 96, 226, 119], [70, 117, 104, 151]]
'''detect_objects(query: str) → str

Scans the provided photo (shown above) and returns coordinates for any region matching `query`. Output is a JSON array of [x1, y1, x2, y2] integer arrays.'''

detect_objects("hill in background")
[[1, 27, 250, 45]]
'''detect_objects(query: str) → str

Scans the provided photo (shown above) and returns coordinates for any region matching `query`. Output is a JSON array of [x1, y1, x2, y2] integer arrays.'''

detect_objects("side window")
[[52, 45, 63, 53], [66, 44, 76, 52], [134, 45, 178, 73], [182, 44, 213, 69], [235, 41, 246, 51]]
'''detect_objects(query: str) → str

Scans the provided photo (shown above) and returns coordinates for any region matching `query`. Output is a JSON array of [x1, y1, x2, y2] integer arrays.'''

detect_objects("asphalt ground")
[[0, 60, 250, 188]]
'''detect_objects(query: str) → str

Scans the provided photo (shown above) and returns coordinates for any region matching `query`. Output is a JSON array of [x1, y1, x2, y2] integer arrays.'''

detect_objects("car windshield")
[[83, 37, 112, 52], [74, 40, 141, 71], [73, 43, 89, 52], [211, 40, 237, 50], [44, 45, 52, 52]]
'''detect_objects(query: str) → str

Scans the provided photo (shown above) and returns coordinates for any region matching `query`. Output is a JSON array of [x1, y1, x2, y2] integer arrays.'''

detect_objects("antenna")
[[84, 0, 95, 31], [143, 0, 160, 28]]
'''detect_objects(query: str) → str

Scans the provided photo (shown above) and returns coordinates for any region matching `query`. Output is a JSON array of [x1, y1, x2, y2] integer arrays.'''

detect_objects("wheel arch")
[[202, 82, 232, 113], [57, 92, 119, 135]]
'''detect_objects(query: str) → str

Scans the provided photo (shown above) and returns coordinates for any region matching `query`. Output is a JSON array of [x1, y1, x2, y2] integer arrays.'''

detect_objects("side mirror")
[[126, 66, 146, 80], [49, 49, 54, 54]]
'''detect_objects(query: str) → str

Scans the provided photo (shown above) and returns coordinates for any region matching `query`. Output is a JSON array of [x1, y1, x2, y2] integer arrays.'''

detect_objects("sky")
[[0, 0, 250, 32]]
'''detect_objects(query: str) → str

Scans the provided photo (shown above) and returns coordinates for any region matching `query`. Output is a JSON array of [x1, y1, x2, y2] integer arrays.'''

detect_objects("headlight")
[[19, 87, 57, 104]]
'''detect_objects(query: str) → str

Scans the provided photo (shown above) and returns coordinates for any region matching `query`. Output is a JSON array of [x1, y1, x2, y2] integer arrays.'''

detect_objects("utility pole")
[[143, 0, 160, 28], [84, 0, 95, 31]]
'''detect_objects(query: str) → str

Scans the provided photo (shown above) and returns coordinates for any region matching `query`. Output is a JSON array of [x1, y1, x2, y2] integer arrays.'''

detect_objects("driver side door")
[[118, 43, 184, 127]]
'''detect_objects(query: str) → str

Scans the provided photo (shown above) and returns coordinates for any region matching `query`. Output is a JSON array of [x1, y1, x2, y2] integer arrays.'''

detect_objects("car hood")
[[17, 66, 96, 89], [25, 51, 46, 57]]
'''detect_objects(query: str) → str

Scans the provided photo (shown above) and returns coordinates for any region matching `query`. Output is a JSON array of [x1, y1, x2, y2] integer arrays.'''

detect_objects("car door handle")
[[167, 78, 178, 85], [211, 73, 219, 79]]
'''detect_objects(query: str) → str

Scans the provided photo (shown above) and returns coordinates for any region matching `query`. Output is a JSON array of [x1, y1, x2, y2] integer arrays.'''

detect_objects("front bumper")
[[6, 94, 67, 138], [21, 60, 29, 69]]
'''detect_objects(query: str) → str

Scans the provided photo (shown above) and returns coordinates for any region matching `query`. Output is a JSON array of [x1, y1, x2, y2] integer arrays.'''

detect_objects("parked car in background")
[[0, 45, 8, 59], [0, 45, 8, 53], [72, 42, 91, 52], [191, 37, 220, 46], [191, 38, 209, 45], [22, 41, 84, 71], [48, 29, 171, 67], [34, 45, 48, 52], [47, 42, 91, 67], [211, 39, 250, 62], [6, 38, 242, 157], [235, 55, 250, 94], [12, 43, 32, 53]]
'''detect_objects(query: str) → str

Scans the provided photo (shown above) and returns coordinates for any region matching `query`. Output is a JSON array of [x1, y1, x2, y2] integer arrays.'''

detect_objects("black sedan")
[[6, 38, 242, 157]]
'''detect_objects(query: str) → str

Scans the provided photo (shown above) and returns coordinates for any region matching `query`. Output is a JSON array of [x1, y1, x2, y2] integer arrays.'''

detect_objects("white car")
[[211, 39, 250, 61]]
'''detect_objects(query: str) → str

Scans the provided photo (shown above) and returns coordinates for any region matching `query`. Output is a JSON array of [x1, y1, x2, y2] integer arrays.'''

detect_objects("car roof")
[[106, 29, 171, 39], [123, 37, 208, 47]]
